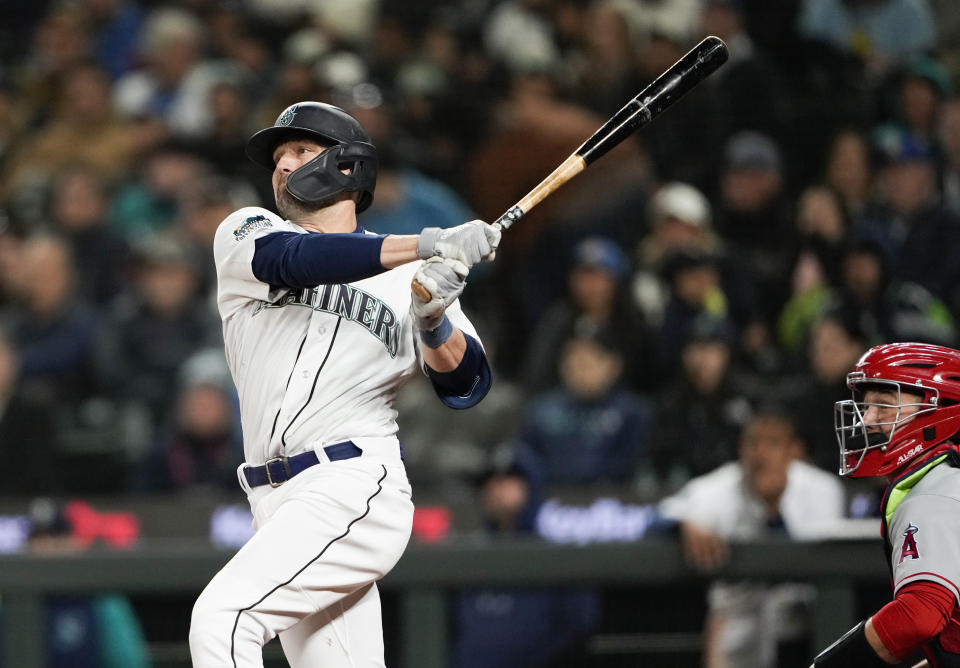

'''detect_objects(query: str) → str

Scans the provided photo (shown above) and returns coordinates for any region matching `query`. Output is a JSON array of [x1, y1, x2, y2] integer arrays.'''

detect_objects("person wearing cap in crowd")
[[860, 124, 960, 315], [514, 323, 654, 486], [649, 312, 755, 489], [715, 130, 796, 335], [520, 235, 662, 395], [889, 53, 953, 146], [633, 181, 756, 345], [451, 446, 600, 668]]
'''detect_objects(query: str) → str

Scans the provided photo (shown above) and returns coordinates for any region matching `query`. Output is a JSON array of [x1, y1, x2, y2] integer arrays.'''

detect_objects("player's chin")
[[276, 188, 344, 219]]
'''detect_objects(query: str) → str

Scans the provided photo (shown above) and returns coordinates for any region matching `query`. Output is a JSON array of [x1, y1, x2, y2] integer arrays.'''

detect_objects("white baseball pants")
[[189, 459, 414, 668]]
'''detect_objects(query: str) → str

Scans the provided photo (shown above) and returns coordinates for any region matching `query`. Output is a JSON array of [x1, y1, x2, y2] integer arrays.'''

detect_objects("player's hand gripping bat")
[[412, 35, 729, 302]]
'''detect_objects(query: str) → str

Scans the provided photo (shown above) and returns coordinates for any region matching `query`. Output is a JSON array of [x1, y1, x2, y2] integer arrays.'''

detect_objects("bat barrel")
[[577, 36, 728, 165]]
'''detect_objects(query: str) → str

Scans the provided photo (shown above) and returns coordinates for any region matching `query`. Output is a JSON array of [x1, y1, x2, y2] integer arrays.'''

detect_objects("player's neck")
[[296, 200, 360, 234]]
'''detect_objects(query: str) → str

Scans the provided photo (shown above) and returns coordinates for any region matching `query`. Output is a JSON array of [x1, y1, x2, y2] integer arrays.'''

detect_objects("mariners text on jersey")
[[255, 283, 401, 357]]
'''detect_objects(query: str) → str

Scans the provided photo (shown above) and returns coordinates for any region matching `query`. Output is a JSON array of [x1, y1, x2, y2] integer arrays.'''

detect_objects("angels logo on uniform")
[[899, 524, 920, 563]]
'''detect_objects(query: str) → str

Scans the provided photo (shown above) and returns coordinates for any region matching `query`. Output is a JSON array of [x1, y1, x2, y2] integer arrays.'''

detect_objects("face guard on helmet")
[[834, 342, 960, 478], [246, 102, 378, 213]]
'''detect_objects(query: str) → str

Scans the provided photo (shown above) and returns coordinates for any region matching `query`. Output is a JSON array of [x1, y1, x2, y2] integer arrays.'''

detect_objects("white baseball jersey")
[[192, 206, 481, 668], [213, 206, 481, 468]]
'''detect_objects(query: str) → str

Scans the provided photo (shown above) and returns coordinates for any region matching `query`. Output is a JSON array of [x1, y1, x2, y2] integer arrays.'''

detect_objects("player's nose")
[[274, 151, 298, 173]]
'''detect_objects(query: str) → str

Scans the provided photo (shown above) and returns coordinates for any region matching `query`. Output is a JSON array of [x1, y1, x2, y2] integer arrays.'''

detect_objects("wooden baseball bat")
[[412, 35, 729, 302]]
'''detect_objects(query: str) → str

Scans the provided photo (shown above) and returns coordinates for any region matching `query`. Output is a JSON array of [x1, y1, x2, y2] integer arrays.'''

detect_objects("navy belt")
[[243, 441, 362, 488]]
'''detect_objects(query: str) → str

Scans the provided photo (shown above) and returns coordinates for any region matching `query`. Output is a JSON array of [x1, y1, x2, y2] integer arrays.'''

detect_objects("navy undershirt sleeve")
[[426, 334, 492, 409], [252, 231, 387, 288]]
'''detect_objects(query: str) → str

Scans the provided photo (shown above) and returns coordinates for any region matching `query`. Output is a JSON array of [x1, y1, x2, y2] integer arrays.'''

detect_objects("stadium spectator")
[[882, 54, 952, 145], [110, 140, 211, 243], [776, 185, 853, 356], [136, 374, 242, 493], [0, 234, 98, 406], [633, 182, 756, 357], [656, 246, 734, 372], [658, 406, 845, 668], [781, 310, 870, 472], [94, 235, 220, 432], [514, 325, 653, 486], [822, 128, 874, 219], [452, 447, 600, 668], [860, 125, 960, 314], [649, 313, 754, 489], [191, 78, 268, 207], [521, 236, 661, 395], [47, 164, 130, 307], [714, 131, 795, 338], [112, 7, 233, 138], [9, 4, 93, 127]]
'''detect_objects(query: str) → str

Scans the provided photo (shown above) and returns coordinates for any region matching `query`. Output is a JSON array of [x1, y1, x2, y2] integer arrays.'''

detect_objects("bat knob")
[[411, 278, 432, 302]]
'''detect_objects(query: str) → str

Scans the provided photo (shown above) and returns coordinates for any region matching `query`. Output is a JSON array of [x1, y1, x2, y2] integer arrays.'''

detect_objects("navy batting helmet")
[[246, 102, 378, 213]]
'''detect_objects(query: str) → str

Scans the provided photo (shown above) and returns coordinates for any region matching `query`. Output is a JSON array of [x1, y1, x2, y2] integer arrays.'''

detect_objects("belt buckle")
[[264, 456, 291, 487]]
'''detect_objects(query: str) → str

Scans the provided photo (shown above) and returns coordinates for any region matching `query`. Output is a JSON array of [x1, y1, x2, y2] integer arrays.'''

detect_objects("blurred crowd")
[[0, 0, 958, 512]]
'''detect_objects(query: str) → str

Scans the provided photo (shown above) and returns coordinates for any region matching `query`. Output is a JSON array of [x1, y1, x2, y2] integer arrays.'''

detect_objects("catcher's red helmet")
[[835, 342, 960, 477]]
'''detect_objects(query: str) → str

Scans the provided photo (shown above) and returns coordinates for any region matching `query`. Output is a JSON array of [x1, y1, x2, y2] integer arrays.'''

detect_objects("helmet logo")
[[278, 105, 297, 127], [896, 444, 924, 466]]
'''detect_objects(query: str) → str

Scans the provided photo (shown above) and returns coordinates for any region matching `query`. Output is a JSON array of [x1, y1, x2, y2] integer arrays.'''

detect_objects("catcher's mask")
[[246, 102, 378, 213], [834, 342, 960, 477]]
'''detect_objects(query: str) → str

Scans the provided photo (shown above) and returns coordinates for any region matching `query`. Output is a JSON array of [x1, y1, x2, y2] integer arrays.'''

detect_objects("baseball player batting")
[[811, 342, 960, 668], [191, 101, 499, 667]]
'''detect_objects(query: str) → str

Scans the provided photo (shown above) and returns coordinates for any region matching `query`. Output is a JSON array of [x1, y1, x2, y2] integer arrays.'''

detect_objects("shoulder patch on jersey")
[[899, 523, 921, 563], [234, 215, 273, 241]]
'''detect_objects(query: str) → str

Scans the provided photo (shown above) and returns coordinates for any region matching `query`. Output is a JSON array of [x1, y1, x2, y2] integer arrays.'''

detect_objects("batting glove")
[[410, 257, 468, 333], [417, 220, 501, 267]]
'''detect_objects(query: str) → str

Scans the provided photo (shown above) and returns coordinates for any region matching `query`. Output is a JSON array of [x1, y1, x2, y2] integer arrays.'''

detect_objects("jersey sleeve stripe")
[[895, 571, 960, 605]]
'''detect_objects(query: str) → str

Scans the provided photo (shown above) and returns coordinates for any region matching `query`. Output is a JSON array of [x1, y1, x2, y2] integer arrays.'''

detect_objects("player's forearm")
[[380, 235, 420, 269], [421, 327, 466, 372], [864, 619, 898, 664]]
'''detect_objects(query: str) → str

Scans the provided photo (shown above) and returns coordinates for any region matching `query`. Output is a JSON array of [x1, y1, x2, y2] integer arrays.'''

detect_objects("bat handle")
[[411, 278, 432, 302], [412, 215, 509, 302], [495, 206, 524, 230]]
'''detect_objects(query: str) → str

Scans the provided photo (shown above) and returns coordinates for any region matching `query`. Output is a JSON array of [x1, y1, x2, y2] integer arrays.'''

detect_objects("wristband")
[[813, 621, 888, 668], [417, 227, 440, 259], [419, 314, 453, 348]]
